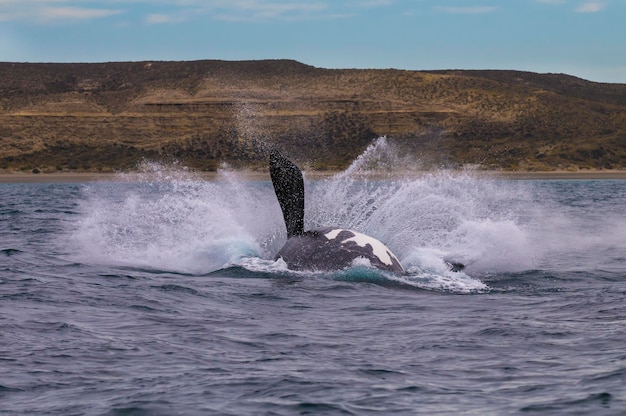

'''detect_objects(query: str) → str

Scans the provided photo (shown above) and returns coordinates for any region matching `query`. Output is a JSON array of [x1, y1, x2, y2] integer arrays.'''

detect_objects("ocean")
[[2, 144, 625, 415]]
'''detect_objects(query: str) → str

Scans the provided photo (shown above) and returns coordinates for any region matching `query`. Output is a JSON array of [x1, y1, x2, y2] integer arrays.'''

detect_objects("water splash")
[[71, 163, 283, 274], [307, 138, 538, 277], [70, 138, 545, 292]]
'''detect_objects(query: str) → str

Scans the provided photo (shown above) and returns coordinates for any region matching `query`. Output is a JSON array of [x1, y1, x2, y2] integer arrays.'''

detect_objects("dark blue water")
[[2, 163, 625, 414]]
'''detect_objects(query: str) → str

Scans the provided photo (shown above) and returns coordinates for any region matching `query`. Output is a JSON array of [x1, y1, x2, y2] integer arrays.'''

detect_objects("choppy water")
[[2, 143, 626, 415]]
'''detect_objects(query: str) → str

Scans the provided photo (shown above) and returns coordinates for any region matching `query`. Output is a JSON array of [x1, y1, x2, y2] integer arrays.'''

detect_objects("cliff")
[[1, 59, 624, 172]]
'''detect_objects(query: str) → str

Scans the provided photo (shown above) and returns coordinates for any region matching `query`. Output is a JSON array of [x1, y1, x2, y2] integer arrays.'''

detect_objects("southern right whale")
[[270, 149, 404, 273], [269, 149, 465, 273]]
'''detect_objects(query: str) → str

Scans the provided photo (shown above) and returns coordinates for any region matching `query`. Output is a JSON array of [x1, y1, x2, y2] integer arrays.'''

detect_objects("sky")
[[1, 0, 625, 83]]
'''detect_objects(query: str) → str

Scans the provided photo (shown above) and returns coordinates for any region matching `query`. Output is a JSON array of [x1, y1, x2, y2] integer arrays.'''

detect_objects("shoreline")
[[1, 170, 626, 184], [479, 170, 626, 180]]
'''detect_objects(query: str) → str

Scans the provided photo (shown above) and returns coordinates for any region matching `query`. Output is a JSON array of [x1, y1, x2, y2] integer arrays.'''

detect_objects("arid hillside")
[[1, 59, 624, 172]]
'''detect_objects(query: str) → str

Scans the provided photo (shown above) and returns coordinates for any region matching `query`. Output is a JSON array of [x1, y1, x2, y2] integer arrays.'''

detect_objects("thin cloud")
[[359, 0, 394, 7], [138, 0, 334, 23], [434, 6, 497, 14], [0, 1, 364, 24], [39, 7, 123, 21], [206, 1, 330, 21], [575, 1, 606, 12], [0, 1, 124, 22], [144, 12, 187, 24]]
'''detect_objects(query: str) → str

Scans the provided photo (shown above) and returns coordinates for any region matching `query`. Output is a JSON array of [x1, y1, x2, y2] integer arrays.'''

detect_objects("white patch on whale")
[[324, 228, 397, 267]]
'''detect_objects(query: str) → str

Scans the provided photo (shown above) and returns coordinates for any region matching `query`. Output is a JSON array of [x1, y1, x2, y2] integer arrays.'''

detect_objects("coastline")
[[0, 172, 121, 184], [1, 170, 626, 184], [478, 170, 626, 180]]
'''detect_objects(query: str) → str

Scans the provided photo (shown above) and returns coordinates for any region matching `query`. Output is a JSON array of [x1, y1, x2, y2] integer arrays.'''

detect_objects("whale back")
[[269, 149, 304, 237], [276, 227, 405, 273]]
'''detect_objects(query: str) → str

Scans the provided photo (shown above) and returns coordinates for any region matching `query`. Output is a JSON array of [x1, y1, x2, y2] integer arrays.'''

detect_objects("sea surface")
[[2, 150, 626, 414]]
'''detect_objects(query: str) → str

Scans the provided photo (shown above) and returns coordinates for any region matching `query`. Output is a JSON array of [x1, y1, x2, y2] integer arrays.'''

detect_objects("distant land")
[[1, 59, 624, 173]]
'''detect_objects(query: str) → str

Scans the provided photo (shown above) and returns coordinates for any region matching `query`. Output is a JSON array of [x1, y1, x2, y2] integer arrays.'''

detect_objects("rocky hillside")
[[1, 59, 624, 172]]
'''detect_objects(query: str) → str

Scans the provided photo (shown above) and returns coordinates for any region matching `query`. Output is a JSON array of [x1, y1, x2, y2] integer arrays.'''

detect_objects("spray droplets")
[[71, 164, 282, 274], [70, 138, 543, 292]]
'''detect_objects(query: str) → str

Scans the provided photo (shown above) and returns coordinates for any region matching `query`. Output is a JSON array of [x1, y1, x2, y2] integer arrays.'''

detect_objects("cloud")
[[0, 0, 355, 26], [208, 1, 330, 21], [359, 0, 394, 7], [39, 7, 123, 21], [0, 1, 368, 24], [145, 13, 179, 24], [575, 1, 606, 12], [136, 0, 336, 23], [0, 2, 124, 22], [434, 6, 497, 14]]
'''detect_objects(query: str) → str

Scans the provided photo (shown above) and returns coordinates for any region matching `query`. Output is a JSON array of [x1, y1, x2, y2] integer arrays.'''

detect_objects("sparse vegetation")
[[0, 60, 624, 172]]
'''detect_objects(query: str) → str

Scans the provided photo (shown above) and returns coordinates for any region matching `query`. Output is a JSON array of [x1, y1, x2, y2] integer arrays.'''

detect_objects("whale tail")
[[269, 149, 304, 237]]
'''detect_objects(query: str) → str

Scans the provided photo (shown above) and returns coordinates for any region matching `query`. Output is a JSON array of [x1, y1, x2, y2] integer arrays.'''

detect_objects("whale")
[[269, 149, 405, 273]]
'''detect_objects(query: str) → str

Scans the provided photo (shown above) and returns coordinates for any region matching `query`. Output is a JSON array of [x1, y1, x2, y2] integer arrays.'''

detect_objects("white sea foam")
[[71, 163, 284, 274], [70, 138, 554, 291], [307, 138, 539, 278]]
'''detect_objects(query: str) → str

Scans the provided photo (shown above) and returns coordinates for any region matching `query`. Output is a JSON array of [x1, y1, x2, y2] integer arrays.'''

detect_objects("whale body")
[[276, 226, 404, 273], [269, 150, 404, 273]]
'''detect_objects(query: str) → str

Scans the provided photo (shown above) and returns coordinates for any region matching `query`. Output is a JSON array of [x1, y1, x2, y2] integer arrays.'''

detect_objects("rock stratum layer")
[[1, 59, 624, 172]]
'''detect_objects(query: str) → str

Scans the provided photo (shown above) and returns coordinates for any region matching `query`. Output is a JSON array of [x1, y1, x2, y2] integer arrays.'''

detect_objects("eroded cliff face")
[[1, 60, 625, 172]]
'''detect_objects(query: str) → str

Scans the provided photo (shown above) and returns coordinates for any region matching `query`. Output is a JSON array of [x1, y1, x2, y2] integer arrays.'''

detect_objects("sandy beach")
[[0, 172, 121, 183]]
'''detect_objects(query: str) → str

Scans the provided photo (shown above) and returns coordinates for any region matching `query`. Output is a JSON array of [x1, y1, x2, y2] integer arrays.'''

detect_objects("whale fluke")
[[269, 149, 304, 237]]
